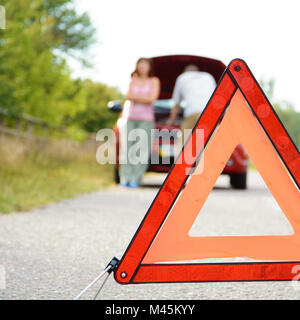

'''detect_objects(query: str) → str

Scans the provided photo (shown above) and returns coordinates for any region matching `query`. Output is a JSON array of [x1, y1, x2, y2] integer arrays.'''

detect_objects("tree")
[[74, 79, 123, 133], [38, 0, 96, 64], [260, 79, 300, 148], [0, 0, 95, 125]]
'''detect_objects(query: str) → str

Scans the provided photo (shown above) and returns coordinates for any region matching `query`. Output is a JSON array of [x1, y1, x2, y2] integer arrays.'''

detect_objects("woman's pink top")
[[127, 77, 154, 122]]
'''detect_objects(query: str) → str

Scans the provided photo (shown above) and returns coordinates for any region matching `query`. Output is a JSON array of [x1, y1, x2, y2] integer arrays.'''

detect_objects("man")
[[167, 64, 216, 143]]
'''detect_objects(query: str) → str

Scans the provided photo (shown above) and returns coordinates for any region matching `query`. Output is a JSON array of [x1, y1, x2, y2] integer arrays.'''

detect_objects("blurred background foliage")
[[260, 78, 300, 147], [0, 0, 122, 140]]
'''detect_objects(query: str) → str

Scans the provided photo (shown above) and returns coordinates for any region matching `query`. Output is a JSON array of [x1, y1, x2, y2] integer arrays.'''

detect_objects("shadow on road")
[[140, 172, 270, 196], [141, 183, 231, 190]]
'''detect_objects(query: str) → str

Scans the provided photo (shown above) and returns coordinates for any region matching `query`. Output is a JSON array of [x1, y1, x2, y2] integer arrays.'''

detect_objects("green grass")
[[0, 138, 113, 213]]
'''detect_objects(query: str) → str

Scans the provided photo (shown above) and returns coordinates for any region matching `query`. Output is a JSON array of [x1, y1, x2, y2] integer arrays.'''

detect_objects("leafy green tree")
[[260, 79, 300, 148], [0, 0, 95, 125], [273, 103, 300, 148], [38, 0, 96, 64], [74, 79, 123, 133]]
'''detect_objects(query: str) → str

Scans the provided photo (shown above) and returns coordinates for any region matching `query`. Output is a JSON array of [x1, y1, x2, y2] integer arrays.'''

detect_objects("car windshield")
[[154, 99, 186, 109]]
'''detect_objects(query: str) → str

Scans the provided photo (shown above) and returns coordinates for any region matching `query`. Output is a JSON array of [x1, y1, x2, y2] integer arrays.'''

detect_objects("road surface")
[[0, 170, 299, 300]]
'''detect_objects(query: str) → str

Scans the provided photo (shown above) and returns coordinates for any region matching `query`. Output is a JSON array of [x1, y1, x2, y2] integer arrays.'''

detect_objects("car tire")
[[230, 172, 247, 189], [114, 166, 120, 184]]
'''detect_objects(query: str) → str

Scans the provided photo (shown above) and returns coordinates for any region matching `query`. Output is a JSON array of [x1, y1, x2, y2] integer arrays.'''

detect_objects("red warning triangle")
[[114, 59, 300, 284]]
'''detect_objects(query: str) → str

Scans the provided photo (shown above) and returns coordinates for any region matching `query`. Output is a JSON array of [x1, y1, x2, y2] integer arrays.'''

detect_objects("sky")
[[71, 0, 300, 111]]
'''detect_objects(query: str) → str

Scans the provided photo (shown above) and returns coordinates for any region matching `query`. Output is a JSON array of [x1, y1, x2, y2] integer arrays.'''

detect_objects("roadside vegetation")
[[0, 0, 120, 213], [260, 79, 300, 147], [0, 136, 113, 213]]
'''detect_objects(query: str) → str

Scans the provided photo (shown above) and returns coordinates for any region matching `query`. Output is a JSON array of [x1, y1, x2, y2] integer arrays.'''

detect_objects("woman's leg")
[[129, 120, 154, 185], [119, 120, 137, 184]]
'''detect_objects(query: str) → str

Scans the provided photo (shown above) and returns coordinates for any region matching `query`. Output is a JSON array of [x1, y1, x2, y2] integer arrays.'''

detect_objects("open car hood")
[[152, 55, 226, 99]]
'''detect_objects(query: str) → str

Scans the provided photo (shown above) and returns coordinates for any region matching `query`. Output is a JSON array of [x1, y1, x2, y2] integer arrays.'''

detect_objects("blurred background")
[[0, 0, 299, 213]]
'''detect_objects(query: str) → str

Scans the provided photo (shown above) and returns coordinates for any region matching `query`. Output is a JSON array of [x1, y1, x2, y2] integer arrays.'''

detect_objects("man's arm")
[[166, 104, 180, 125], [167, 76, 182, 125]]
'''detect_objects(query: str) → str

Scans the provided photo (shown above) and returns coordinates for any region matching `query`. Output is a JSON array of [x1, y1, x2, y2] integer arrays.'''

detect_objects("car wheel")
[[114, 166, 120, 184], [230, 172, 247, 189]]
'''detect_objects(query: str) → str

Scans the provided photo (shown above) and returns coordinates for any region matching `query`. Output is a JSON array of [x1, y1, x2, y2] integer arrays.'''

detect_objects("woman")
[[119, 57, 160, 188]]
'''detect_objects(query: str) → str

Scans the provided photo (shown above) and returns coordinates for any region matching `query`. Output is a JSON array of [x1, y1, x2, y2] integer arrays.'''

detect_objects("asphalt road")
[[0, 170, 300, 300]]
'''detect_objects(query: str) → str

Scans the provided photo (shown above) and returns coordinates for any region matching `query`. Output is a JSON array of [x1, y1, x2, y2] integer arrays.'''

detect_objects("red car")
[[109, 55, 248, 189]]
